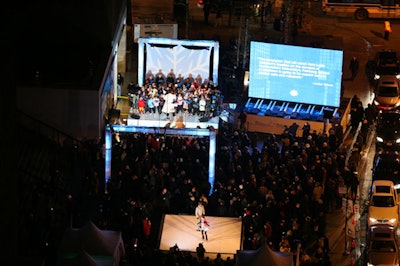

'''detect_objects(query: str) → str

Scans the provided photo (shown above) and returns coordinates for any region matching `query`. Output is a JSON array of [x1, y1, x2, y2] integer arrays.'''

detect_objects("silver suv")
[[373, 75, 400, 111], [368, 180, 399, 228]]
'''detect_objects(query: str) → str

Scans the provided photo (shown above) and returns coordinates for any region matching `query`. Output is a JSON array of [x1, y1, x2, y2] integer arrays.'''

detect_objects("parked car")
[[376, 111, 400, 152], [372, 152, 400, 191], [373, 49, 400, 80], [373, 75, 400, 111], [367, 180, 399, 228], [366, 225, 399, 266]]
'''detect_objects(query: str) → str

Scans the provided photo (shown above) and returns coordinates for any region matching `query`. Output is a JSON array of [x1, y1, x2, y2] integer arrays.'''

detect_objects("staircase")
[[16, 111, 89, 264]]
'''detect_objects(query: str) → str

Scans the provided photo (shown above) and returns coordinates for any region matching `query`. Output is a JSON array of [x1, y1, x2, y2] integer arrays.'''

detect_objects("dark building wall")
[[0, 40, 18, 265]]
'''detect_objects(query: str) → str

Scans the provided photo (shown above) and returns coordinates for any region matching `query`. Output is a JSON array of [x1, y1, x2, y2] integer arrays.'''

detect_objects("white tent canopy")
[[57, 221, 125, 266], [236, 244, 294, 266]]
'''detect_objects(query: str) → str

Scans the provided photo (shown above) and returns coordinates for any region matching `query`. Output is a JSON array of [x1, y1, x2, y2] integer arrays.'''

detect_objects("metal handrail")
[[17, 109, 81, 147]]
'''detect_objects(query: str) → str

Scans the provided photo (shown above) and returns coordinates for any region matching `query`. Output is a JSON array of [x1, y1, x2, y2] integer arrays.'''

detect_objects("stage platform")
[[158, 214, 242, 257], [115, 98, 231, 130], [242, 97, 351, 137], [126, 111, 222, 130]]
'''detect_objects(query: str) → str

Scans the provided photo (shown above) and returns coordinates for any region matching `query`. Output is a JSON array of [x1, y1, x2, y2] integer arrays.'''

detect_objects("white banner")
[[134, 24, 178, 43], [145, 43, 212, 82]]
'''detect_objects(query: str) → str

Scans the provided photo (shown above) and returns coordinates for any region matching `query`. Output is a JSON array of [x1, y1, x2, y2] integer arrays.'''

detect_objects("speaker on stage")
[[130, 113, 140, 119]]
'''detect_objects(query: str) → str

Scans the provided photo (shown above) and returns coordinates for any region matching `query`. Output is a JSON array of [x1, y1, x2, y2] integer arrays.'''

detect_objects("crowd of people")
[[126, 69, 223, 119], [60, 101, 367, 266], [23, 76, 370, 265]]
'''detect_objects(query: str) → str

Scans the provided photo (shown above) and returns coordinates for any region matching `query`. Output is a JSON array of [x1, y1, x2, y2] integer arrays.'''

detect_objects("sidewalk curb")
[[328, 217, 346, 252]]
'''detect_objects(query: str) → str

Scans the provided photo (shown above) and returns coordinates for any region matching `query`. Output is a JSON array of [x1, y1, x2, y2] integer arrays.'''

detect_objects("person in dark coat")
[[196, 242, 206, 262], [350, 102, 364, 133], [215, 8, 222, 27], [349, 56, 359, 80], [203, 1, 211, 25], [238, 111, 247, 130], [302, 122, 311, 141], [364, 103, 375, 126]]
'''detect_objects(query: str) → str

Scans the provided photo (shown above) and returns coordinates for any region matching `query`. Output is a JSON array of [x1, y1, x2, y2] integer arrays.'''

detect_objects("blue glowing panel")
[[105, 130, 112, 193], [249, 41, 343, 107], [104, 125, 216, 195]]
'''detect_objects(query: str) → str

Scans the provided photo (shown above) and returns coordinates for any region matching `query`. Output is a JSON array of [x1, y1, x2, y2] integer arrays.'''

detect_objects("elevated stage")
[[126, 111, 223, 130], [158, 214, 242, 257], [115, 97, 225, 130], [242, 97, 351, 136]]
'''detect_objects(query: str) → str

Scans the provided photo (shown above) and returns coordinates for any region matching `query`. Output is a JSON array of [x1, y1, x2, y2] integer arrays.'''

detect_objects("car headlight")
[[374, 74, 381, 80], [396, 74, 400, 79], [367, 263, 374, 266], [396, 138, 400, 144], [389, 218, 397, 224], [369, 217, 377, 223], [376, 136, 384, 143], [373, 99, 380, 106]]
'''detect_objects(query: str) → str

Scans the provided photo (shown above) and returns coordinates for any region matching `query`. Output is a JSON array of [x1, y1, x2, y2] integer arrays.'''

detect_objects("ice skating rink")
[[159, 214, 243, 256]]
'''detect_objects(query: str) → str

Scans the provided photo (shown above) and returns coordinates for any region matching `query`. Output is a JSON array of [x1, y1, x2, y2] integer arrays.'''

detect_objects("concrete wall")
[[17, 86, 100, 140]]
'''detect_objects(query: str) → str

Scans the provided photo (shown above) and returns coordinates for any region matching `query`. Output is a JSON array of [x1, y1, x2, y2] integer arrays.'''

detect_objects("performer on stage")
[[195, 201, 205, 231], [200, 215, 210, 241], [161, 89, 177, 119]]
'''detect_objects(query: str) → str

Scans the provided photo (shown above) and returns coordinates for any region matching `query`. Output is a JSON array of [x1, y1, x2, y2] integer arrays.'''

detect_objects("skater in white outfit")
[[195, 201, 205, 231]]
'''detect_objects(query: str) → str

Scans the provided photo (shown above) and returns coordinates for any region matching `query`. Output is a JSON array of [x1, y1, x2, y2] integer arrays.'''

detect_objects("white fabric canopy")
[[236, 244, 294, 266], [57, 221, 125, 266]]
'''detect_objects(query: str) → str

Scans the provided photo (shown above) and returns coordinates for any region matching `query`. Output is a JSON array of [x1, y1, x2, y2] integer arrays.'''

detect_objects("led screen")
[[249, 41, 343, 107]]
